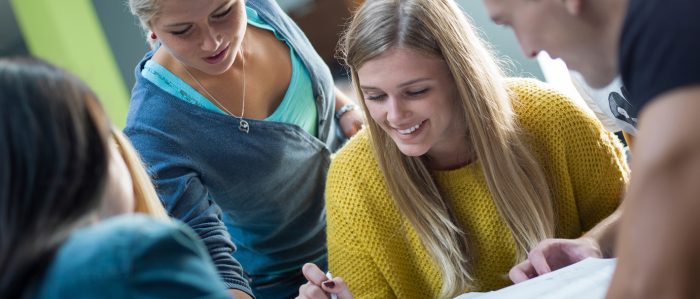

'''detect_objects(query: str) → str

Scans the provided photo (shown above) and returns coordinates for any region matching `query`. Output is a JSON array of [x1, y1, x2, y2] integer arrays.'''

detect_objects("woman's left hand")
[[296, 263, 354, 299], [338, 108, 364, 138]]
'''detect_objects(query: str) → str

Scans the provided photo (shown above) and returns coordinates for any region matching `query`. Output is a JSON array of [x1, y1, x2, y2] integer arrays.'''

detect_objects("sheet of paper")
[[454, 258, 616, 299]]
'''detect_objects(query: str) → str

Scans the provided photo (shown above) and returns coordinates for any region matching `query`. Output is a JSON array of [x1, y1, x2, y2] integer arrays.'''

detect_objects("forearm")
[[158, 175, 251, 293], [335, 87, 354, 110], [608, 150, 700, 298], [607, 87, 700, 298], [581, 207, 621, 258]]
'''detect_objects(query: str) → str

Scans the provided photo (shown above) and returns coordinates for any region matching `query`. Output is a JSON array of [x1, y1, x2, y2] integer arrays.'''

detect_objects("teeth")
[[398, 122, 422, 135]]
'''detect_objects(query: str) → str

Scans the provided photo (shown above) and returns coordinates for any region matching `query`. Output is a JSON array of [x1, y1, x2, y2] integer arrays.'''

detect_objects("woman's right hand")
[[296, 263, 354, 299]]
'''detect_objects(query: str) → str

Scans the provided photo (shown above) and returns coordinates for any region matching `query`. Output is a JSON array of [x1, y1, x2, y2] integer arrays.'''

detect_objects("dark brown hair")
[[0, 57, 111, 297]]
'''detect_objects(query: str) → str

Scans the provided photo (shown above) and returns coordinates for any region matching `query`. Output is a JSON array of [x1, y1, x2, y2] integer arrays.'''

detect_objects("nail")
[[323, 280, 336, 288]]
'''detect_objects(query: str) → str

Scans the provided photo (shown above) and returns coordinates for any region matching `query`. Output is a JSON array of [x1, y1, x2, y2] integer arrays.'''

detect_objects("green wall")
[[10, 0, 130, 127]]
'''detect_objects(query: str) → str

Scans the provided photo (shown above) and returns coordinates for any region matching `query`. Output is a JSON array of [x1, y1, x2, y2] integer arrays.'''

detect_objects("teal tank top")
[[142, 6, 318, 136]]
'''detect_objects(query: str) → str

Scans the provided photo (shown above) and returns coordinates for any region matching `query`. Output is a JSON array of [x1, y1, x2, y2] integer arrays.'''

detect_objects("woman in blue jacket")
[[0, 57, 230, 299], [125, 0, 363, 298]]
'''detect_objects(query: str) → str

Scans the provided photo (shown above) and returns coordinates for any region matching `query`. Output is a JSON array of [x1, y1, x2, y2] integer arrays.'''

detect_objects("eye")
[[171, 26, 192, 36], [213, 6, 233, 20], [406, 88, 429, 97], [364, 93, 386, 101]]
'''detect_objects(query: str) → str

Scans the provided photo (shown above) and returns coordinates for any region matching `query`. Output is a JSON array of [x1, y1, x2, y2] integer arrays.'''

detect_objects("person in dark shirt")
[[482, 0, 700, 298]]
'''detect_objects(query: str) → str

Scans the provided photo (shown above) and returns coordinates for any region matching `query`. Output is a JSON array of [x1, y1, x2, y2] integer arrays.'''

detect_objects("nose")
[[512, 31, 539, 58], [386, 97, 411, 125], [201, 26, 222, 52]]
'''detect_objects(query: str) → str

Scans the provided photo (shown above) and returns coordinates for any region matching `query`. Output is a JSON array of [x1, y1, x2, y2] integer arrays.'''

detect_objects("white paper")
[[454, 258, 616, 299]]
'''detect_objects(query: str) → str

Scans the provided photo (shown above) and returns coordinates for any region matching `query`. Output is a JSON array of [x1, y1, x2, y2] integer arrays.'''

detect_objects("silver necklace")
[[182, 46, 249, 133]]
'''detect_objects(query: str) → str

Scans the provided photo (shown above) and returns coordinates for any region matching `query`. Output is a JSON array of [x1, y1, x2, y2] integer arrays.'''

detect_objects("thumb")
[[302, 263, 328, 285]]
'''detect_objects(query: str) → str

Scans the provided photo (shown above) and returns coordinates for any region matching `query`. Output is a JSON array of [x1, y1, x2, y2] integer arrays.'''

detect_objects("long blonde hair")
[[340, 0, 555, 297], [111, 128, 169, 220]]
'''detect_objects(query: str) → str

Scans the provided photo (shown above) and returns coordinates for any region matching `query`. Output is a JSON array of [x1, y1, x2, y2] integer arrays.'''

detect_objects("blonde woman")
[[296, 0, 629, 298], [125, 0, 364, 296]]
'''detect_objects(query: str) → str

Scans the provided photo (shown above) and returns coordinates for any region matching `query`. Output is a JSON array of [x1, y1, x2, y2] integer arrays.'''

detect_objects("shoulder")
[[506, 78, 595, 129], [36, 215, 208, 298], [506, 78, 613, 151], [329, 129, 378, 178], [620, 0, 700, 112], [245, 0, 287, 22], [326, 128, 389, 207], [49, 215, 200, 271]]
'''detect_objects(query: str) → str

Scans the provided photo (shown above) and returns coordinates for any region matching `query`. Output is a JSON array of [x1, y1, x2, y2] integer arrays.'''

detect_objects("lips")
[[395, 120, 426, 135], [204, 45, 229, 64]]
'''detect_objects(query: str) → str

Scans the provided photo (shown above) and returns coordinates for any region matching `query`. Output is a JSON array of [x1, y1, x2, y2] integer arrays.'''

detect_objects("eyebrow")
[[360, 78, 432, 90], [164, 0, 232, 28]]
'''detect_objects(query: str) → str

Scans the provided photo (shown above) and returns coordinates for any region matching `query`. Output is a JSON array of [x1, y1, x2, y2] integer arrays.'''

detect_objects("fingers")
[[298, 281, 329, 299], [302, 263, 328, 285], [322, 277, 354, 299], [298, 269, 355, 299], [528, 245, 553, 275], [511, 238, 601, 284], [509, 260, 537, 283]]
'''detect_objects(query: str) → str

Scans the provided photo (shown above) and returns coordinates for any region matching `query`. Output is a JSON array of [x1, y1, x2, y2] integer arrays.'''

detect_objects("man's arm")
[[582, 207, 621, 258], [607, 86, 700, 299]]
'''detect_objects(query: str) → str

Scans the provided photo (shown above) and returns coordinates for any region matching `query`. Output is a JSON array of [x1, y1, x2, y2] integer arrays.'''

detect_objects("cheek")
[[161, 39, 194, 60], [364, 102, 384, 123]]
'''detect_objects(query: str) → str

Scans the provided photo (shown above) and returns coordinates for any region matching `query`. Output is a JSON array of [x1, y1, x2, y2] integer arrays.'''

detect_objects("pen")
[[325, 272, 338, 299]]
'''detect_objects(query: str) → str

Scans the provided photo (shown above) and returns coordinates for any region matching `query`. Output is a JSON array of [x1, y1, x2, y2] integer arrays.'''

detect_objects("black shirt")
[[619, 0, 700, 116]]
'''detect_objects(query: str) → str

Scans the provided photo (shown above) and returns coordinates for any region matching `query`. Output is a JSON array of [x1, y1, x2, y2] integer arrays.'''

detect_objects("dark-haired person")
[[0, 57, 232, 299]]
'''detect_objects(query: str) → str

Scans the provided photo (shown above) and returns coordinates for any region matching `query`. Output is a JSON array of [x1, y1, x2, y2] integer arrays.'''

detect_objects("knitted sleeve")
[[511, 79, 630, 233], [560, 103, 628, 231], [326, 132, 396, 299]]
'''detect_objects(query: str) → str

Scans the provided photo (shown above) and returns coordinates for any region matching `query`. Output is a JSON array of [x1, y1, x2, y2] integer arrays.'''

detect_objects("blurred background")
[[1, 0, 575, 128]]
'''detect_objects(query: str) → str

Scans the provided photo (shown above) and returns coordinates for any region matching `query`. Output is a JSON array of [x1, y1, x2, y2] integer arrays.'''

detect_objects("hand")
[[509, 237, 602, 283], [338, 108, 364, 138], [296, 263, 354, 299]]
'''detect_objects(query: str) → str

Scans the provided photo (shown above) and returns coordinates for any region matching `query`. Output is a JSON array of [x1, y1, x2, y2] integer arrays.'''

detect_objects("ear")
[[563, 0, 582, 15]]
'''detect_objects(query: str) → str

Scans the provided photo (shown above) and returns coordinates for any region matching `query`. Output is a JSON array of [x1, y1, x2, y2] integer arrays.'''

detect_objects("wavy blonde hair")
[[340, 0, 555, 297], [111, 128, 169, 220]]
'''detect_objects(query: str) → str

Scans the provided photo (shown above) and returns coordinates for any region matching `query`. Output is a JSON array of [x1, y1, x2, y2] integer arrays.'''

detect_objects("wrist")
[[335, 103, 358, 120]]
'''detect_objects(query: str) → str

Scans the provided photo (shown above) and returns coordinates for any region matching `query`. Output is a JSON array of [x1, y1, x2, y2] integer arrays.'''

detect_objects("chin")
[[575, 63, 617, 89], [395, 144, 429, 158]]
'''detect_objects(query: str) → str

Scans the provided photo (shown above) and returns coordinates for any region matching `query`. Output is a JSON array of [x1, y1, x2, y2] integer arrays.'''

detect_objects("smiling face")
[[150, 0, 246, 75], [483, 0, 618, 87], [358, 47, 468, 166]]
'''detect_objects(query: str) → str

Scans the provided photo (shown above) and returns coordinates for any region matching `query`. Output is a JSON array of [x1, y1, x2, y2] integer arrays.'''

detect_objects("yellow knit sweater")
[[325, 79, 629, 298]]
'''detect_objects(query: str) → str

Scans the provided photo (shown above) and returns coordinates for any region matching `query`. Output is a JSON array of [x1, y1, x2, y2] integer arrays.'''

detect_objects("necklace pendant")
[[239, 119, 250, 133]]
